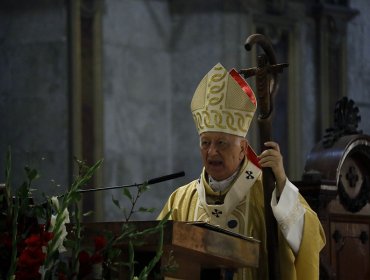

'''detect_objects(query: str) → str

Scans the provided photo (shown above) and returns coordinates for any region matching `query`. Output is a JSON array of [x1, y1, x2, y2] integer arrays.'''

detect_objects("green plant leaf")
[[139, 184, 150, 193], [138, 207, 155, 213], [123, 187, 132, 200], [112, 196, 121, 209], [25, 167, 39, 181]]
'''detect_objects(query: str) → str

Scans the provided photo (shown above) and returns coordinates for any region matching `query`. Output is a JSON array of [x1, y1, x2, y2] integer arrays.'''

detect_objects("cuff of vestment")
[[271, 179, 306, 231]]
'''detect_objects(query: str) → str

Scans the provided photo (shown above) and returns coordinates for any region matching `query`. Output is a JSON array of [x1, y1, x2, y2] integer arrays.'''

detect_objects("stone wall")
[[102, 0, 173, 220], [348, 0, 370, 134], [0, 1, 69, 202]]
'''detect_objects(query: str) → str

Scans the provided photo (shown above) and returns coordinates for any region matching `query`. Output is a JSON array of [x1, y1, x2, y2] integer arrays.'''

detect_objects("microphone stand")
[[76, 171, 185, 194], [76, 171, 185, 221], [37, 171, 185, 209]]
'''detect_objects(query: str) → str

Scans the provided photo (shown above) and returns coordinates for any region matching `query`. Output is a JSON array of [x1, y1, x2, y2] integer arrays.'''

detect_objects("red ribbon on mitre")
[[229, 69, 257, 106], [229, 68, 260, 168]]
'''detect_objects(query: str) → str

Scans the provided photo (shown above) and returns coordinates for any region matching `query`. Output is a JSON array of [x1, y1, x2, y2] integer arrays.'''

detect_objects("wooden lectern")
[[82, 221, 260, 280]]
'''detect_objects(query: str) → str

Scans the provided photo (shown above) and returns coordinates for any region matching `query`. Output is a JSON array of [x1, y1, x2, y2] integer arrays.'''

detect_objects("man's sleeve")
[[271, 179, 306, 253]]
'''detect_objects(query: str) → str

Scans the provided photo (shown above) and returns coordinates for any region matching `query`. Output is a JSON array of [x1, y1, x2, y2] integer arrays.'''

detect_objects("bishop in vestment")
[[158, 63, 326, 280]]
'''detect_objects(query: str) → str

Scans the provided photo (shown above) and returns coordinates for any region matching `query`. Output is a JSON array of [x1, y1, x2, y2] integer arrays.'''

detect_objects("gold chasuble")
[[158, 158, 326, 280]]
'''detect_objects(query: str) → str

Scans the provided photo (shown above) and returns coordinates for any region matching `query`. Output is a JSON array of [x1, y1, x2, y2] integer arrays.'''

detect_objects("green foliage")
[[0, 149, 172, 280], [117, 183, 154, 222]]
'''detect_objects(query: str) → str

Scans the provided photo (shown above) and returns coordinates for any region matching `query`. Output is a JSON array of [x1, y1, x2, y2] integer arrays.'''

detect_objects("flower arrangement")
[[0, 149, 171, 280]]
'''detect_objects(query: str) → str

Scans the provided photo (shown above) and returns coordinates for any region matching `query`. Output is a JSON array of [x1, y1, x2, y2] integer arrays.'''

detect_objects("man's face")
[[199, 132, 246, 181]]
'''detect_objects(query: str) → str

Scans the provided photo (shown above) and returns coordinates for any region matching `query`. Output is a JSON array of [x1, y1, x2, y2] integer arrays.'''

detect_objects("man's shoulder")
[[167, 179, 200, 206], [175, 179, 199, 193]]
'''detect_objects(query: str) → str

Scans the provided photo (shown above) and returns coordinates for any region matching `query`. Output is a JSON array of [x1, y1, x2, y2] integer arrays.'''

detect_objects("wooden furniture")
[[82, 221, 260, 280], [296, 132, 370, 280]]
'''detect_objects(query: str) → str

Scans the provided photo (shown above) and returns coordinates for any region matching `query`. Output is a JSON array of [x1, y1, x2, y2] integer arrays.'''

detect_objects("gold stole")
[[194, 160, 261, 235]]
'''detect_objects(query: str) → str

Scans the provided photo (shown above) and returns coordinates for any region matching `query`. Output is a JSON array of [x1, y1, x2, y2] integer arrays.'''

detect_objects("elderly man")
[[158, 63, 325, 280]]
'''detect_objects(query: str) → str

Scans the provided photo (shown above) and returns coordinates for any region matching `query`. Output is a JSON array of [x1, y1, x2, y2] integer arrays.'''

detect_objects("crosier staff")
[[239, 34, 288, 280]]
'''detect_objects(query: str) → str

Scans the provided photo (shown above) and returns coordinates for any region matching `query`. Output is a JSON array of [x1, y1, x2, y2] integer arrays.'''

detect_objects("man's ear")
[[239, 138, 248, 160]]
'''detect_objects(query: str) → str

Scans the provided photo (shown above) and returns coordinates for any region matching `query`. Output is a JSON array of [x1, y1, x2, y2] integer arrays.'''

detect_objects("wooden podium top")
[[166, 221, 259, 269], [81, 220, 260, 279]]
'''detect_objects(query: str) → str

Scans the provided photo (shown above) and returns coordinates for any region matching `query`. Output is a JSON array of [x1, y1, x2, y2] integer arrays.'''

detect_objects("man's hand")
[[258, 141, 287, 195]]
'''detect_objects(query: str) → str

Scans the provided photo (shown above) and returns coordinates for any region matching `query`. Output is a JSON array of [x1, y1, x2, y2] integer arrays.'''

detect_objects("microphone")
[[146, 171, 185, 185], [77, 171, 185, 193]]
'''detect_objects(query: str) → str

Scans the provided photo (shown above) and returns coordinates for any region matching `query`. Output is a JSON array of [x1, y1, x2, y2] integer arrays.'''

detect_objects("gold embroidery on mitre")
[[211, 110, 226, 129], [210, 68, 227, 82], [208, 94, 224, 106], [193, 112, 204, 130], [191, 63, 256, 137], [224, 111, 237, 131], [203, 111, 214, 128], [209, 82, 225, 94]]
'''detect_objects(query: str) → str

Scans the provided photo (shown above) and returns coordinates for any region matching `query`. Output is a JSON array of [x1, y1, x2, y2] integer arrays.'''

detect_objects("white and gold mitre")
[[191, 63, 257, 137]]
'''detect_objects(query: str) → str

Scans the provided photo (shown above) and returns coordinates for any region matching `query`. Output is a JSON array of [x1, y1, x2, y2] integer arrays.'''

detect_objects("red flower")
[[24, 234, 42, 247], [15, 245, 44, 279], [77, 237, 106, 278], [94, 235, 107, 251], [78, 250, 92, 278], [15, 229, 51, 280], [78, 250, 90, 264], [41, 231, 54, 244], [18, 247, 45, 267]]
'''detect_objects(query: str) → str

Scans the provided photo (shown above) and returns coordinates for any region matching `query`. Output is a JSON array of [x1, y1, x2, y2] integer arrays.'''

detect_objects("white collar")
[[208, 168, 240, 192]]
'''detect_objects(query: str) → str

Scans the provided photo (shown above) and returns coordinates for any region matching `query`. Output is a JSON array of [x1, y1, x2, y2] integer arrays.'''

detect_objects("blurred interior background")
[[1, 0, 369, 221]]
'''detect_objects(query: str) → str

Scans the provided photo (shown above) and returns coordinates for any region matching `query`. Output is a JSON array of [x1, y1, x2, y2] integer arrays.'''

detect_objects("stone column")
[[67, 0, 104, 221], [312, 2, 359, 137]]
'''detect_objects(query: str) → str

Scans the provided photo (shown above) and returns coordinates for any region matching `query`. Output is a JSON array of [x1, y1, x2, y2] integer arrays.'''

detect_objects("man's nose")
[[207, 142, 219, 155]]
